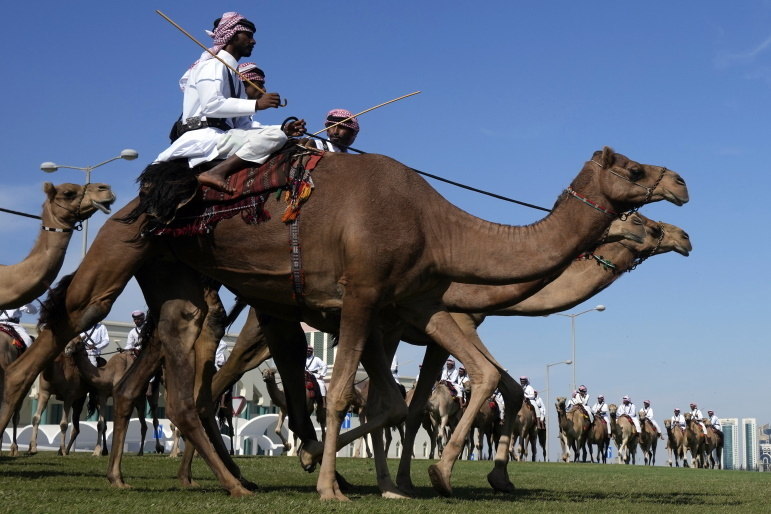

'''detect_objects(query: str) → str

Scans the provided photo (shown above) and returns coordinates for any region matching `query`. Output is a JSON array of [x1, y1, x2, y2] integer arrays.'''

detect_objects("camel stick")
[[310, 91, 421, 136], [156, 10, 287, 106]]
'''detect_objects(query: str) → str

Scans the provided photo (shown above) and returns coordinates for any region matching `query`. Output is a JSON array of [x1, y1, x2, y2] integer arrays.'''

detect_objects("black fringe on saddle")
[[224, 297, 248, 328], [38, 273, 74, 329], [115, 159, 203, 239]]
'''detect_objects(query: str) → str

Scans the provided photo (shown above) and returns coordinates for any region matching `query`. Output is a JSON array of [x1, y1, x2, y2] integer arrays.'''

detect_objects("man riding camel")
[[707, 410, 722, 433], [568, 384, 593, 422], [305, 345, 328, 407], [0, 303, 38, 349], [591, 394, 611, 435], [689, 402, 709, 435], [123, 310, 146, 353], [640, 400, 663, 439], [617, 395, 641, 433], [440, 358, 465, 407], [156, 12, 306, 193], [671, 408, 686, 429], [312, 109, 360, 153], [532, 389, 546, 429]]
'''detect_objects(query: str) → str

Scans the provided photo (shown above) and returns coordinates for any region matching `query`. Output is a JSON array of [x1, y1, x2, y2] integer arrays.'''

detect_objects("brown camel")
[[555, 398, 591, 462], [468, 394, 498, 460], [108, 211, 691, 497], [684, 413, 707, 468], [260, 368, 293, 451], [609, 403, 638, 464], [0, 147, 688, 499], [27, 345, 92, 456], [426, 382, 462, 458], [637, 411, 659, 466], [586, 416, 611, 463], [0, 182, 114, 308], [664, 419, 686, 467], [510, 400, 538, 462], [703, 421, 723, 469]]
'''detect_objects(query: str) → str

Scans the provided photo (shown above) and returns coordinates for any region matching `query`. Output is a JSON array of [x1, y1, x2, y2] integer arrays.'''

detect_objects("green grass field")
[[1, 453, 769, 513]]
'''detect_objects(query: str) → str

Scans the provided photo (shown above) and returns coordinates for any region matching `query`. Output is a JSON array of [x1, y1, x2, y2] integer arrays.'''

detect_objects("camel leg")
[[93, 393, 108, 456], [136, 396, 148, 456], [28, 387, 50, 454], [148, 378, 163, 454], [9, 407, 20, 456], [59, 398, 73, 455], [106, 327, 162, 488], [66, 396, 86, 455], [395, 344, 447, 496]]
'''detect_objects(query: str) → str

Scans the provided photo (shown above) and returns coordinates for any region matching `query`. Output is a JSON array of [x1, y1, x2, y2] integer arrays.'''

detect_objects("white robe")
[[617, 402, 641, 432]]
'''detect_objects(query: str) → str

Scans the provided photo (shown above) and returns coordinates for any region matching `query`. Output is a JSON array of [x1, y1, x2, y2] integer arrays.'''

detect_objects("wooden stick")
[[311, 91, 422, 136], [156, 10, 272, 98]]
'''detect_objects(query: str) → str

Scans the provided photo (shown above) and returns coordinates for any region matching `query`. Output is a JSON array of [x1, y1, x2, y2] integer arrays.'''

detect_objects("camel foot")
[[108, 479, 133, 490], [395, 476, 417, 498], [240, 477, 259, 491], [382, 489, 411, 500], [26, 449, 37, 456], [318, 481, 350, 501], [179, 478, 200, 488], [298, 440, 323, 472], [487, 468, 515, 494], [155, 445, 164, 454], [335, 471, 353, 493], [228, 485, 253, 498], [10, 445, 19, 457], [428, 464, 453, 497], [137, 450, 144, 457]]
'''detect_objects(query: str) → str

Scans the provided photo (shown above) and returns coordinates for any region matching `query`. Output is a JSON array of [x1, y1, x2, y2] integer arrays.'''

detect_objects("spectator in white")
[[689, 402, 708, 435], [215, 340, 229, 370], [617, 395, 641, 433], [707, 410, 722, 433], [639, 400, 662, 438], [520, 376, 535, 401], [305, 345, 328, 405], [124, 310, 146, 352], [458, 366, 471, 403], [80, 323, 110, 367], [532, 390, 546, 428], [671, 408, 686, 429], [591, 395, 611, 435], [313, 109, 360, 153], [0, 303, 38, 348]]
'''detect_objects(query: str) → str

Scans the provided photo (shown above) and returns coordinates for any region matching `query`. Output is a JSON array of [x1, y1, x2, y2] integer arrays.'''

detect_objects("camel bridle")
[[47, 185, 89, 233], [618, 222, 666, 271], [590, 159, 667, 214]]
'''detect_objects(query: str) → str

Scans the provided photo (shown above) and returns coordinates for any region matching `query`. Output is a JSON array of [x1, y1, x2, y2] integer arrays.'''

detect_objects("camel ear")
[[596, 146, 615, 168], [43, 182, 56, 199]]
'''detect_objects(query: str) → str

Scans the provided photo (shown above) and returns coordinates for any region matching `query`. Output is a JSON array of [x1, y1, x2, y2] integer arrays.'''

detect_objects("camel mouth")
[[673, 246, 691, 257], [664, 190, 689, 206], [92, 199, 115, 214]]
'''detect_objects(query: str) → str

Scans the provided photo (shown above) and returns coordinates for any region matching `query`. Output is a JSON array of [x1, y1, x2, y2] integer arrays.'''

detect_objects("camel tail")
[[86, 388, 99, 419], [37, 273, 75, 329]]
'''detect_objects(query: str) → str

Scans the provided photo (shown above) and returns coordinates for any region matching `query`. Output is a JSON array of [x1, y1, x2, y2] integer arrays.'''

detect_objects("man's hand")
[[256, 92, 282, 110], [283, 119, 306, 137]]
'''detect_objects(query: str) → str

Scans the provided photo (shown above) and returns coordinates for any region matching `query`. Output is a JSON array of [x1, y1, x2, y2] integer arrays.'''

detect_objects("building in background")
[[721, 418, 740, 470], [743, 418, 758, 471]]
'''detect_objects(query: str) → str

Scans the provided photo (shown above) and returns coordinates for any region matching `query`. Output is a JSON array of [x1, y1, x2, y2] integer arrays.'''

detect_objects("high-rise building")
[[721, 418, 740, 470], [743, 418, 758, 471]]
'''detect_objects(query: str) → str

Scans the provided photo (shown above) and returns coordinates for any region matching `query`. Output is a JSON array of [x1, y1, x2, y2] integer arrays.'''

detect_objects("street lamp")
[[40, 149, 138, 258], [554, 304, 605, 392], [545, 359, 572, 462]]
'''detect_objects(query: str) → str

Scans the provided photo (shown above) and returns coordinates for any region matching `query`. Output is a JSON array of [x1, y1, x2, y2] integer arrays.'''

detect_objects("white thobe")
[[709, 415, 722, 431], [156, 50, 286, 168], [440, 366, 463, 394], [533, 396, 546, 421], [617, 402, 641, 432], [80, 323, 110, 366], [125, 326, 143, 351], [671, 414, 686, 429], [592, 402, 611, 435], [215, 340, 229, 370], [0, 304, 37, 347], [306, 355, 328, 396], [522, 383, 535, 400], [691, 408, 708, 434], [640, 406, 661, 433]]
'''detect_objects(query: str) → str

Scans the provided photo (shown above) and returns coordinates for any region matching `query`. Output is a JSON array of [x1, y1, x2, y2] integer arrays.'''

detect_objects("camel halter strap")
[[590, 159, 667, 215], [618, 222, 665, 272], [565, 187, 618, 217], [575, 252, 617, 271], [41, 225, 73, 233], [50, 185, 88, 232]]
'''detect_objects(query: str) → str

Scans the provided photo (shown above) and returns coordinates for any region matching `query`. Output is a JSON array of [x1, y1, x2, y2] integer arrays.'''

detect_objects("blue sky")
[[2, 1, 770, 461]]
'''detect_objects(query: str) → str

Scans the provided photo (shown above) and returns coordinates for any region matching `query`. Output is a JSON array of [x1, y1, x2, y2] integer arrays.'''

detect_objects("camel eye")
[[649, 226, 663, 239], [628, 167, 644, 181], [61, 190, 76, 198]]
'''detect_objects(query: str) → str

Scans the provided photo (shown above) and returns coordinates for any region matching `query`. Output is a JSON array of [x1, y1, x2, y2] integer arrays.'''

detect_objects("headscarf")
[[325, 108, 360, 133], [237, 62, 265, 83]]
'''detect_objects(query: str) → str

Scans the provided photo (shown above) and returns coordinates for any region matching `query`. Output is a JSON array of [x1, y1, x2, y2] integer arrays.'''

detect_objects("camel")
[[609, 403, 638, 464], [127, 211, 690, 495], [0, 182, 115, 309], [510, 400, 538, 462], [467, 392, 498, 460], [260, 368, 293, 451], [703, 421, 723, 469], [0, 147, 688, 499], [586, 416, 611, 463], [684, 413, 707, 468], [426, 382, 461, 458], [664, 419, 687, 467], [555, 397, 591, 462], [638, 411, 659, 466]]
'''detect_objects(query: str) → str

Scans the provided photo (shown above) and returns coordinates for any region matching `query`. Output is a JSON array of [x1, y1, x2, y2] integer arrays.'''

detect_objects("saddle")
[[305, 371, 321, 400], [0, 324, 25, 356], [442, 380, 460, 400], [620, 414, 638, 433], [128, 142, 324, 236]]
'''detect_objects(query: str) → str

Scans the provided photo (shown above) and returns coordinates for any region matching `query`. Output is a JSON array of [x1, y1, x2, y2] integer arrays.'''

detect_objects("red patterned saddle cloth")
[[0, 324, 25, 356]]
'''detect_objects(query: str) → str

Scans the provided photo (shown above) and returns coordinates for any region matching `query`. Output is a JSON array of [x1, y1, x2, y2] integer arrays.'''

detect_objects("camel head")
[[664, 419, 672, 429], [638, 409, 648, 420], [608, 403, 618, 417], [605, 213, 646, 244], [43, 182, 116, 226], [611, 214, 693, 263], [63, 336, 84, 356], [555, 397, 566, 411], [576, 147, 689, 211], [261, 367, 277, 382], [657, 221, 692, 256]]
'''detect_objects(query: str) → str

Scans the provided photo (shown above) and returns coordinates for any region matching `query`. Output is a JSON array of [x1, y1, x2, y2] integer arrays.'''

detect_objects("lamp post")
[[545, 359, 572, 462], [41, 149, 138, 258], [554, 304, 605, 392]]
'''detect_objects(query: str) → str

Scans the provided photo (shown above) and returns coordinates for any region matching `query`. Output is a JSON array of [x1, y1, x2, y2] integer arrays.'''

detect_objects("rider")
[[123, 310, 146, 353], [707, 410, 723, 433], [591, 394, 611, 435], [305, 345, 328, 407], [532, 390, 546, 429], [79, 322, 110, 367], [689, 402, 709, 435], [458, 366, 471, 404], [440, 358, 465, 407], [0, 303, 38, 348], [569, 384, 592, 422], [520, 376, 535, 401], [313, 109, 360, 152], [639, 399, 663, 439], [671, 408, 686, 429], [156, 12, 306, 193], [617, 395, 641, 433]]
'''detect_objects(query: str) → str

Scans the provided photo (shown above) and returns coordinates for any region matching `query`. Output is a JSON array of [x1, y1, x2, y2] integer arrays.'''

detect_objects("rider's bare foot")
[[197, 171, 235, 194]]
